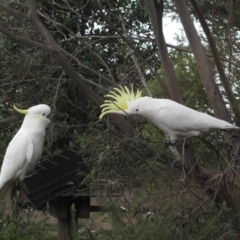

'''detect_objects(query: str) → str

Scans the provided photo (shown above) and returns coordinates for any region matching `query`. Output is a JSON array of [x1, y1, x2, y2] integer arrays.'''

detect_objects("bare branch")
[[27, 0, 57, 47], [61, 48, 118, 87], [120, 14, 152, 97], [190, 0, 240, 126], [0, 26, 51, 52], [92, 0, 169, 98], [77, 72, 110, 92], [0, 3, 28, 20], [227, 0, 233, 81], [144, 0, 183, 103], [174, 0, 232, 123], [89, 49, 117, 84], [166, 43, 240, 68]]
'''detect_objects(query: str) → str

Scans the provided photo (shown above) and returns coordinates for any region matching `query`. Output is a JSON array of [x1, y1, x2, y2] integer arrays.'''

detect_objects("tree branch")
[[89, 49, 117, 84], [144, 0, 183, 103], [174, 0, 232, 123], [27, 0, 57, 47], [190, 0, 240, 126], [92, 0, 169, 98], [166, 43, 240, 68], [61, 48, 117, 87], [22, 0, 143, 138], [120, 14, 153, 97], [0, 26, 51, 52], [0, 3, 28, 20]]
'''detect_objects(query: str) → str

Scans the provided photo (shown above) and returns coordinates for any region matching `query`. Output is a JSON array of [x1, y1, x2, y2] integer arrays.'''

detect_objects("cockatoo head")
[[100, 86, 143, 118], [13, 104, 51, 128]]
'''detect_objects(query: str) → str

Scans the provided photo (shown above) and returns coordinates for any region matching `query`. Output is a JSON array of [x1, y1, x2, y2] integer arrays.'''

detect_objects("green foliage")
[[0, 0, 159, 159], [79, 180, 237, 240], [78, 123, 168, 182], [0, 207, 55, 240], [1, 0, 240, 239], [75, 116, 239, 238]]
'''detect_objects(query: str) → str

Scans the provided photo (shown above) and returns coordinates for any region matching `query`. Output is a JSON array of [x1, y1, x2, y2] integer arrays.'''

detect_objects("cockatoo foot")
[[24, 165, 47, 179], [163, 138, 179, 147], [163, 140, 170, 147], [163, 138, 172, 147], [24, 171, 37, 179]]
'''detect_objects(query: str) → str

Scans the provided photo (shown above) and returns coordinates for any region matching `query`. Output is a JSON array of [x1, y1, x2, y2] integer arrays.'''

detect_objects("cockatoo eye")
[[42, 113, 46, 116], [136, 109, 139, 112]]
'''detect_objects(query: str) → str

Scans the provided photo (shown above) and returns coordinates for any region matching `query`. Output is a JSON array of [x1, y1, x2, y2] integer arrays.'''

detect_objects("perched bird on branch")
[[0, 104, 51, 201], [100, 86, 239, 145]]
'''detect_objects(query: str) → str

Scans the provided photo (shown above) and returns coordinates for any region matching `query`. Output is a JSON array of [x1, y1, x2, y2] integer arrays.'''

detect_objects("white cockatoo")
[[100, 86, 239, 144], [0, 104, 51, 200]]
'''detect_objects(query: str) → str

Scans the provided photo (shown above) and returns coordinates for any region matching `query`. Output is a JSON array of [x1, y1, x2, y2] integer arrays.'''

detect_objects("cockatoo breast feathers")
[[100, 86, 142, 119]]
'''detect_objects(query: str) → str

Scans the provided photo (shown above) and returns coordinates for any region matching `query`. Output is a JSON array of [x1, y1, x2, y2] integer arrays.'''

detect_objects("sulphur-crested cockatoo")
[[100, 86, 239, 144], [0, 104, 51, 200]]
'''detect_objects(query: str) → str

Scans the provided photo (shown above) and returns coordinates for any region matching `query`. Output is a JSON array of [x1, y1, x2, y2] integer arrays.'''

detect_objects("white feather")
[[124, 97, 239, 141], [0, 104, 51, 200]]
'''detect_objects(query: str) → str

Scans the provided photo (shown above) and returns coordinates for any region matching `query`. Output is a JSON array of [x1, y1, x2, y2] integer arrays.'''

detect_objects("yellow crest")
[[13, 105, 28, 115], [99, 86, 142, 119]]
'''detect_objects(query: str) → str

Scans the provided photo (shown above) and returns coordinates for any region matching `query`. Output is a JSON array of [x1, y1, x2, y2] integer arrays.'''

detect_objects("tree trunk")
[[190, 0, 240, 126], [174, 0, 240, 218], [184, 141, 239, 214], [189, 0, 240, 176], [144, 0, 183, 103], [144, 0, 240, 219], [174, 0, 231, 124]]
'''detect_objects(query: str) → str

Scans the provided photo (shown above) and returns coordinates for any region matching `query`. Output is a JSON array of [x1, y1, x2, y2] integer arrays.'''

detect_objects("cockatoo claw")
[[163, 139, 172, 147], [24, 171, 37, 179], [163, 139, 179, 147]]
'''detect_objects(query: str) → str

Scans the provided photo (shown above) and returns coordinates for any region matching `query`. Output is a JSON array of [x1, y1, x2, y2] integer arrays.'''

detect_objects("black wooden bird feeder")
[[22, 150, 123, 240], [23, 150, 89, 209]]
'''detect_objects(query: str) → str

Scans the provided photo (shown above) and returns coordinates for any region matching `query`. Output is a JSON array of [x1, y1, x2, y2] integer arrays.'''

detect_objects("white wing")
[[140, 98, 238, 141], [26, 138, 34, 162], [0, 132, 34, 200], [156, 99, 236, 132]]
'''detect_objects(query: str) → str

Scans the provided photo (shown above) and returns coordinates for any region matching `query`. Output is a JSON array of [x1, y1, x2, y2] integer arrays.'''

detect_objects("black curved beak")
[[47, 114, 52, 121]]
